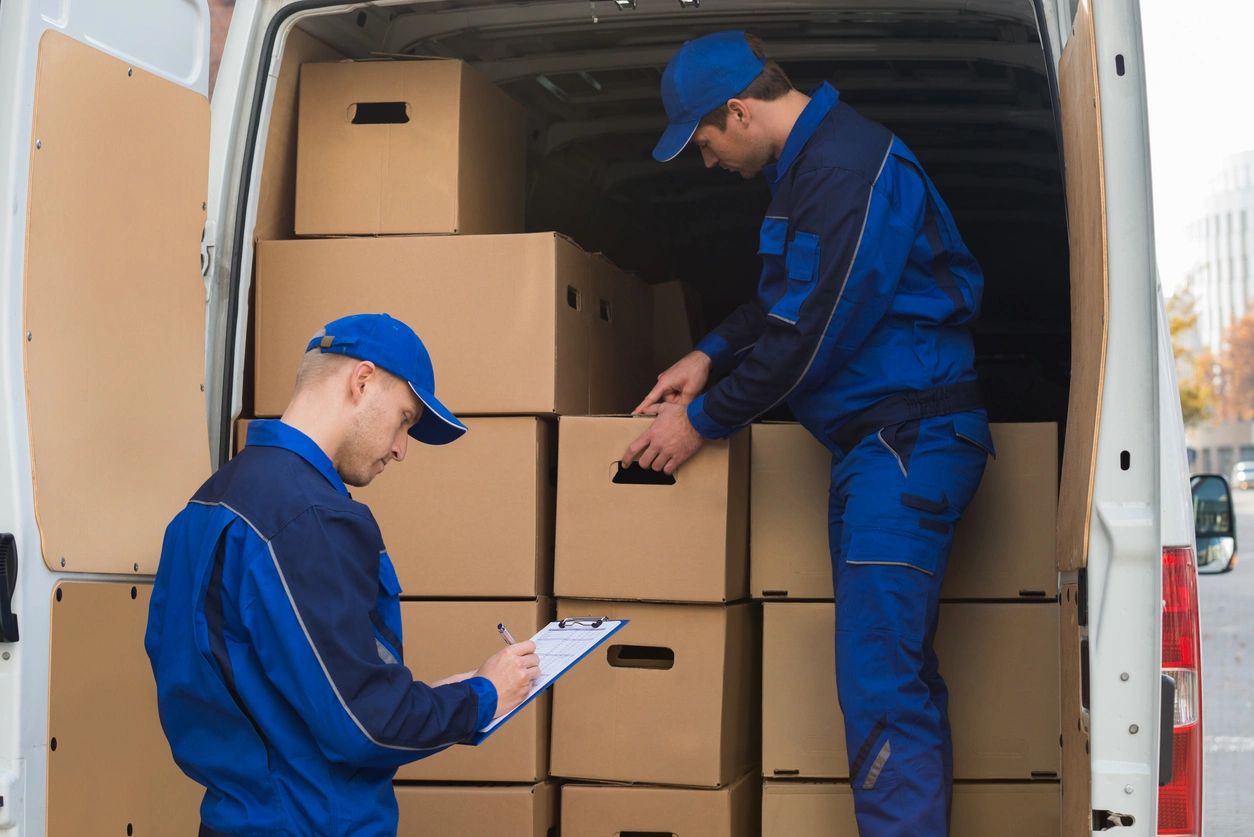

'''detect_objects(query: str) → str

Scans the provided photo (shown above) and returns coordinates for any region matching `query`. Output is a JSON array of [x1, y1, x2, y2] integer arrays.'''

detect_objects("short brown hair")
[[699, 34, 794, 130]]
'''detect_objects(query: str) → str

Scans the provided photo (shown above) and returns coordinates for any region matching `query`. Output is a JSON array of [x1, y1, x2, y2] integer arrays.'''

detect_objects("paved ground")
[[1198, 488, 1254, 833]]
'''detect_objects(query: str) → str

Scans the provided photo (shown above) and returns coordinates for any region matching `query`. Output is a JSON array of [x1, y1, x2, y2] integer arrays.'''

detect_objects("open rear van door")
[[0, 2, 216, 832], [1053, 0, 1195, 834]]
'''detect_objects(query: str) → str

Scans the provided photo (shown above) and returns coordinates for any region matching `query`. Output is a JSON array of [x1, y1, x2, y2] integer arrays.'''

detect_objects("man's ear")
[[347, 360, 377, 404], [726, 98, 751, 128]]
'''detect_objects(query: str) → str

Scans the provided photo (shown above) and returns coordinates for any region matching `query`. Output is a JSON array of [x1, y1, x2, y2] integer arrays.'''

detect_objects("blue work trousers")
[[828, 411, 991, 836]]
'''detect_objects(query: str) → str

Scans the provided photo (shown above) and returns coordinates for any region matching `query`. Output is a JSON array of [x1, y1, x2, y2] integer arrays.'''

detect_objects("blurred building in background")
[[1188, 150, 1254, 357], [1185, 150, 1254, 474]]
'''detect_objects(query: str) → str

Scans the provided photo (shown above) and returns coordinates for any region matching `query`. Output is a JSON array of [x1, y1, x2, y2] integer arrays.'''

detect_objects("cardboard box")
[[395, 599, 552, 781], [254, 234, 652, 416], [395, 782, 556, 836], [550, 599, 758, 787], [563, 772, 759, 836], [554, 416, 749, 602], [750, 422, 1059, 600], [233, 417, 253, 455], [650, 280, 696, 370], [761, 781, 1060, 836], [295, 59, 525, 235], [237, 418, 551, 597], [762, 602, 1059, 780], [354, 417, 554, 598]]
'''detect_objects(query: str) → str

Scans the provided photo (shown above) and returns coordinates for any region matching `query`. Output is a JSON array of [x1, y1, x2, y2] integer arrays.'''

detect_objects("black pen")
[[497, 623, 517, 645]]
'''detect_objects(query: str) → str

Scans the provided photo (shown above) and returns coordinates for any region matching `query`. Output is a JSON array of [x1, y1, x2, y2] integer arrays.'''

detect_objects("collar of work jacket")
[[763, 81, 840, 189], [247, 418, 349, 497]]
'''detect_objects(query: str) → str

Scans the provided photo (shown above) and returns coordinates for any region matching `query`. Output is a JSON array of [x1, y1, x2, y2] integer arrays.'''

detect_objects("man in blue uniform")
[[147, 313, 540, 836], [625, 33, 994, 836]]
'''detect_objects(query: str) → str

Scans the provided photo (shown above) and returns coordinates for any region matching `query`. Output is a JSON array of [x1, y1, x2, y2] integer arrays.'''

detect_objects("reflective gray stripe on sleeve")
[[376, 639, 399, 666]]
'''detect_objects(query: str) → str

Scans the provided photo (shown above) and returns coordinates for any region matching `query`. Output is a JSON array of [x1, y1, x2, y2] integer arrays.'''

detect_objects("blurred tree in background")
[[1168, 291, 1211, 426]]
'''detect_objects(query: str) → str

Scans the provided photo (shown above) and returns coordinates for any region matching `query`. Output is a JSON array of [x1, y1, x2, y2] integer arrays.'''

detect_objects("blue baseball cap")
[[307, 313, 467, 445], [653, 31, 766, 163]]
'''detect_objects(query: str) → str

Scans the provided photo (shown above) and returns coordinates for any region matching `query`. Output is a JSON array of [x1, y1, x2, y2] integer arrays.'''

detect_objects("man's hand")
[[475, 640, 540, 719], [622, 401, 704, 475], [633, 350, 712, 414]]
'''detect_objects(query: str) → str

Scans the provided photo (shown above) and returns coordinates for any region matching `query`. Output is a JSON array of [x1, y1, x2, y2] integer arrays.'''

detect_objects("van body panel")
[[0, 2, 212, 832]]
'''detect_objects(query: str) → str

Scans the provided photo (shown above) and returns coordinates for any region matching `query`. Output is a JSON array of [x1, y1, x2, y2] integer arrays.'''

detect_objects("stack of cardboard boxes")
[[241, 52, 1065, 835], [752, 422, 1063, 833], [551, 417, 761, 833], [245, 57, 661, 835]]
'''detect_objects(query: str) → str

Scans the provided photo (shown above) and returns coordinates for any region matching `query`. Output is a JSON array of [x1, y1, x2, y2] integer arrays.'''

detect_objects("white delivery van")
[[0, 0, 1215, 834]]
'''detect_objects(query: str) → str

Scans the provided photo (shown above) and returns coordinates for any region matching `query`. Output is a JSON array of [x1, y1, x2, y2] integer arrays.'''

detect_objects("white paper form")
[[469, 618, 628, 744]]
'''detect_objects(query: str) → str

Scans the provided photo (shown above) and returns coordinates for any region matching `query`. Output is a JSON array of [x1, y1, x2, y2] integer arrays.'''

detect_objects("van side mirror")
[[1191, 474, 1237, 572]]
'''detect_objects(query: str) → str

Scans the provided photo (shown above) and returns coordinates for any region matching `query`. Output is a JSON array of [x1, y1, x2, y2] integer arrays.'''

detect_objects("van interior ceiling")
[[287, 0, 1070, 427]]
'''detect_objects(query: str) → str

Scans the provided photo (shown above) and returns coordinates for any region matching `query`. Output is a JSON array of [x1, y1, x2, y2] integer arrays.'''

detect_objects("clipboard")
[[469, 615, 628, 745]]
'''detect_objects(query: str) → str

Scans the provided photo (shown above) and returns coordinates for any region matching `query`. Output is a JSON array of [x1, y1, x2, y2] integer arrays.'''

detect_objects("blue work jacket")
[[145, 419, 496, 836], [687, 83, 984, 450]]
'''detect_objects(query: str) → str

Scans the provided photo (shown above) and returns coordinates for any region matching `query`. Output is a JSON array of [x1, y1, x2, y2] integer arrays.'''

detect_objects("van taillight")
[[1159, 545, 1203, 836]]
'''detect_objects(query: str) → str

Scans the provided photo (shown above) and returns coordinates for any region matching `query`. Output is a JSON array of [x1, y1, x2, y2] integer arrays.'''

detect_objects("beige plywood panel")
[[1056, 0, 1109, 571], [48, 582, 202, 836], [24, 31, 211, 574]]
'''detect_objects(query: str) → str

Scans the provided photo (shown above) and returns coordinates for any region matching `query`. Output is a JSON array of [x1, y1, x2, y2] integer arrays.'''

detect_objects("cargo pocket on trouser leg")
[[876, 418, 921, 478], [834, 527, 950, 836]]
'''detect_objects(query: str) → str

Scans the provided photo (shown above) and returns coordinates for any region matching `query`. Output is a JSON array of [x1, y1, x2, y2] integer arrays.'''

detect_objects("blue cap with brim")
[[653, 31, 767, 163], [307, 313, 467, 446]]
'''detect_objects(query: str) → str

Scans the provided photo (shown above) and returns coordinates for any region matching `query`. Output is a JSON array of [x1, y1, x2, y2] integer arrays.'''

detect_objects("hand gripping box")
[[750, 422, 1059, 600], [562, 772, 759, 837], [254, 234, 652, 416], [395, 782, 556, 836], [761, 781, 1060, 836], [550, 599, 758, 788], [554, 416, 749, 603], [394, 599, 552, 782], [761, 602, 1060, 780], [295, 59, 525, 236]]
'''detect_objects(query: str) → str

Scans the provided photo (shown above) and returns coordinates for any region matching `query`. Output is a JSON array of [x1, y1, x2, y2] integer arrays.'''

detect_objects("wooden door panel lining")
[[47, 582, 201, 834], [24, 31, 211, 574], [1056, 0, 1109, 574]]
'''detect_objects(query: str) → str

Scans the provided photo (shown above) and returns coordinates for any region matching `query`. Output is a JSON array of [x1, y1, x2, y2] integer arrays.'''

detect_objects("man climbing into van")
[[146, 313, 540, 837], [624, 32, 995, 836]]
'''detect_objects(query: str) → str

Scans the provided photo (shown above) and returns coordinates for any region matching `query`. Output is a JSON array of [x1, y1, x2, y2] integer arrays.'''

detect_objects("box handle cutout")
[[599, 299, 613, 322], [348, 102, 410, 124], [567, 285, 582, 310], [607, 644, 674, 670], [610, 462, 676, 486]]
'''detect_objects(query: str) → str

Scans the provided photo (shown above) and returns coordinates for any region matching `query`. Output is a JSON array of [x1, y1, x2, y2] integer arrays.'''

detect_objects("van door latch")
[[0, 534, 17, 642], [200, 220, 217, 279], [1092, 810, 1135, 830]]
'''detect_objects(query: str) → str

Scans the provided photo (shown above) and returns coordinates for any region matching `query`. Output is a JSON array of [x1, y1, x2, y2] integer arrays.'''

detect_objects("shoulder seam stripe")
[[739, 140, 895, 425], [190, 499, 453, 753]]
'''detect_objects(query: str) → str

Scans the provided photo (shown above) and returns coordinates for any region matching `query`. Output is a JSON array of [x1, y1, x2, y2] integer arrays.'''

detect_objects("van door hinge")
[[1092, 810, 1135, 830], [200, 220, 216, 279]]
